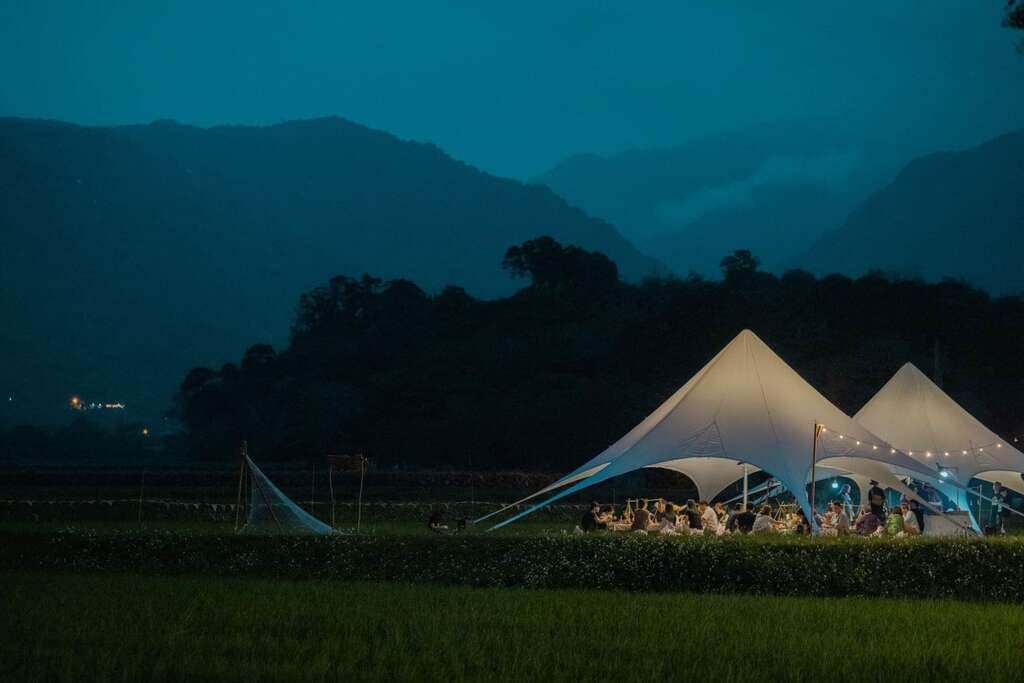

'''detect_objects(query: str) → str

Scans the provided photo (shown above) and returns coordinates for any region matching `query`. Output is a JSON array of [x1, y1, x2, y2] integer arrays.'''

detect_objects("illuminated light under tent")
[[855, 362, 1024, 528], [488, 329, 938, 532]]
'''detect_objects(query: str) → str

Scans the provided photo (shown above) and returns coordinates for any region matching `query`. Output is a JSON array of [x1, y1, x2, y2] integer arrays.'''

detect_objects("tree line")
[[167, 237, 1024, 471]]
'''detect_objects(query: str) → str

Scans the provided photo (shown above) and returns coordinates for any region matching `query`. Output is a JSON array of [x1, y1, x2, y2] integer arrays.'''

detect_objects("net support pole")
[[234, 442, 248, 533], [328, 463, 336, 528], [809, 423, 822, 518], [357, 456, 366, 533], [137, 467, 146, 526]]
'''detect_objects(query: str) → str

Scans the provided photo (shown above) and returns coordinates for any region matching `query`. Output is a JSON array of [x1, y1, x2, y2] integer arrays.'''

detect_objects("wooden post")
[[137, 467, 146, 525], [809, 423, 822, 519], [234, 442, 248, 532], [356, 455, 366, 533], [311, 462, 316, 515], [328, 463, 336, 528]]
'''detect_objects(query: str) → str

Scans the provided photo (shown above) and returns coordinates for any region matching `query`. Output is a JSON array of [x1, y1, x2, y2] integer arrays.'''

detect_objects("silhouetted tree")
[[503, 236, 618, 292], [173, 238, 1024, 470], [1006, 0, 1024, 51]]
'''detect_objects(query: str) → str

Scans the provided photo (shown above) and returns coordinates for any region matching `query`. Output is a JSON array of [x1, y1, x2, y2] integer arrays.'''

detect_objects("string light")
[[817, 424, 1008, 460]]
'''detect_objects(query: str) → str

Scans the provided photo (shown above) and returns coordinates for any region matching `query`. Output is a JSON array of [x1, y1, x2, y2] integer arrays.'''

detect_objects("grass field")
[[4, 572, 1024, 682]]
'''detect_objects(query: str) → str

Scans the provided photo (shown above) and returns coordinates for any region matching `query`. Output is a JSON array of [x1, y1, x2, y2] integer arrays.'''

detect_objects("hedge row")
[[6, 530, 1024, 601], [0, 499, 583, 523]]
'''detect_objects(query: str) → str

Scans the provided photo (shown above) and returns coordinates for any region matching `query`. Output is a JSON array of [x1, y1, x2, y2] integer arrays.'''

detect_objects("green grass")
[[3, 572, 1024, 682]]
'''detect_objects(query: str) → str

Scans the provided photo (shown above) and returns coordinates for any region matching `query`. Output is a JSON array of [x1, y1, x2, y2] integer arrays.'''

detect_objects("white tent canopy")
[[489, 329, 937, 531], [855, 363, 1024, 488]]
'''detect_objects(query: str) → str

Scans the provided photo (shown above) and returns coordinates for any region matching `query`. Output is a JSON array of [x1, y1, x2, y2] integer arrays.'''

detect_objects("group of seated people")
[[846, 499, 926, 537], [579, 495, 928, 537], [580, 498, 788, 536]]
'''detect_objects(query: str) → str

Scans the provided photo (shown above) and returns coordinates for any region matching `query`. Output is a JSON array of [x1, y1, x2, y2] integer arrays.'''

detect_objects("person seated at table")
[[884, 505, 904, 536], [654, 504, 679, 534], [699, 500, 719, 534], [908, 499, 925, 534], [734, 503, 756, 533], [900, 502, 921, 536], [684, 499, 703, 533], [794, 508, 812, 535], [580, 501, 607, 533], [631, 499, 653, 531], [714, 502, 728, 526], [830, 500, 851, 536], [726, 502, 743, 532], [854, 509, 881, 536], [752, 505, 775, 534]]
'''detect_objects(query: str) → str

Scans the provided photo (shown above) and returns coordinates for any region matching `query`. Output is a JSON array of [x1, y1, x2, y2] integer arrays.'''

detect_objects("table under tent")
[[236, 455, 334, 535], [855, 362, 1024, 532], [480, 330, 963, 533]]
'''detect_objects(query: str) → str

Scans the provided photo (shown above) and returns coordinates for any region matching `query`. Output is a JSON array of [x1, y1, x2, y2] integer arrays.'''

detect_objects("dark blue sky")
[[2, 1, 1022, 178]]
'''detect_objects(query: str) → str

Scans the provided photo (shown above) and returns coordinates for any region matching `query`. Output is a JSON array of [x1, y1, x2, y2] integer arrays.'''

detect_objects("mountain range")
[[798, 130, 1024, 294], [0, 116, 661, 424], [536, 123, 1023, 294], [534, 120, 911, 275]]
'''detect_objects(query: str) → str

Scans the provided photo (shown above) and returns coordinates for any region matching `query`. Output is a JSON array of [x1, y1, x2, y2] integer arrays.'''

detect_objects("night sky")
[[2, 1, 1022, 179]]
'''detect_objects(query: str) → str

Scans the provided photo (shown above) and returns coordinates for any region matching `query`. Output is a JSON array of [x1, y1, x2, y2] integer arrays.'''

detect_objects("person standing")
[[990, 482, 1008, 534], [838, 483, 855, 521], [867, 480, 887, 520], [908, 499, 926, 534]]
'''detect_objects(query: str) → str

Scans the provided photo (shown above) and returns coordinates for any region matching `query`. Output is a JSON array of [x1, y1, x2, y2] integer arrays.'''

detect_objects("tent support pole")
[[234, 442, 247, 533], [742, 464, 749, 509], [810, 423, 822, 518]]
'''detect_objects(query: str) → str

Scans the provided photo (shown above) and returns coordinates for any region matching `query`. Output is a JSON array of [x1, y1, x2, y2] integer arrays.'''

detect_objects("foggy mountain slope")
[[797, 130, 1024, 295], [0, 116, 663, 424], [534, 120, 911, 276]]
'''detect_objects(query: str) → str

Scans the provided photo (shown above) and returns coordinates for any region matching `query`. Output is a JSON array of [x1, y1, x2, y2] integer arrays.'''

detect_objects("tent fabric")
[[645, 458, 755, 502], [242, 457, 334, 535], [490, 329, 931, 531], [855, 363, 1024, 486], [975, 471, 1024, 498]]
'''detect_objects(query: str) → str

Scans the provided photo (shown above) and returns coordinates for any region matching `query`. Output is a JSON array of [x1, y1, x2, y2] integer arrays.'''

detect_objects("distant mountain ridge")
[[796, 130, 1024, 295], [0, 116, 663, 424], [534, 120, 910, 276]]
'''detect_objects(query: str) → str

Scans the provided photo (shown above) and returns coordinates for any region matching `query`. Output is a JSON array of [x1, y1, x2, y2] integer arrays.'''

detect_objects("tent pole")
[[234, 442, 247, 533], [742, 464, 749, 509], [809, 423, 822, 519]]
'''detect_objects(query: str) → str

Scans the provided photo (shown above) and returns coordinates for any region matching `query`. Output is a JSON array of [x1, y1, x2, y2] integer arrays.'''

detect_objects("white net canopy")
[[242, 456, 334, 535]]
